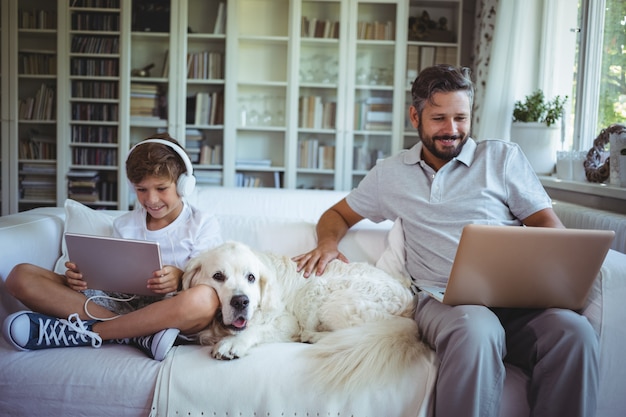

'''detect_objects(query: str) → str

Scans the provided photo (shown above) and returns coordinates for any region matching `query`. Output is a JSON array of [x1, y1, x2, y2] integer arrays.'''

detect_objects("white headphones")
[[127, 138, 196, 197]]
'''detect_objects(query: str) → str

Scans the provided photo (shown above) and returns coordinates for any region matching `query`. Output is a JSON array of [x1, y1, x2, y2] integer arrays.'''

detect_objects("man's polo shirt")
[[346, 138, 552, 288]]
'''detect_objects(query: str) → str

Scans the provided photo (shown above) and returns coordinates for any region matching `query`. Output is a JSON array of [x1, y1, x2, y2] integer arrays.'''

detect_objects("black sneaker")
[[2, 310, 102, 351], [114, 328, 179, 361]]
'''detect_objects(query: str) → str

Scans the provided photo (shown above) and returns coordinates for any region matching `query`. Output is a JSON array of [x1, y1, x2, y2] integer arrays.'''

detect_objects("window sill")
[[539, 176, 626, 214]]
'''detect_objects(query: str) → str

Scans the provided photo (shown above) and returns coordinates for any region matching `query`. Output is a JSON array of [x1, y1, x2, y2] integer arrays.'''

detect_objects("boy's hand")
[[148, 265, 182, 294], [64, 261, 88, 292]]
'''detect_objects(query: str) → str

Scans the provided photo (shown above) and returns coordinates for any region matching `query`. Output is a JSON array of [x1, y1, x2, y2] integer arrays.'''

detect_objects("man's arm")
[[522, 207, 565, 228], [292, 198, 364, 277]]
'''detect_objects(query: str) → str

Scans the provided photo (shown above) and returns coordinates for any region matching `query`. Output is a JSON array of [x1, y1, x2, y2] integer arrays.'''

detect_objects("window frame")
[[574, 0, 609, 151]]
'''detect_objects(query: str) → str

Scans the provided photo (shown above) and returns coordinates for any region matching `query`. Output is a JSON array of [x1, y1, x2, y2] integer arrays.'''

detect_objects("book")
[[213, 2, 226, 34], [194, 92, 211, 125], [419, 46, 436, 72]]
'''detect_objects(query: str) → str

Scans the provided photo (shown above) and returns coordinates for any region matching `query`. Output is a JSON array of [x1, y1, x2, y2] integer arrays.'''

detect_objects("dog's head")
[[182, 241, 276, 333]]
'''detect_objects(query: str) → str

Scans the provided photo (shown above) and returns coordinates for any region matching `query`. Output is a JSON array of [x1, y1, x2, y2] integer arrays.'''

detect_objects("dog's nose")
[[231, 295, 249, 310]]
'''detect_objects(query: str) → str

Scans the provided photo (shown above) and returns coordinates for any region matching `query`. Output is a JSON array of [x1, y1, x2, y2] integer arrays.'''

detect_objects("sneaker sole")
[[152, 328, 180, 361], [2, 311, 30, 351]]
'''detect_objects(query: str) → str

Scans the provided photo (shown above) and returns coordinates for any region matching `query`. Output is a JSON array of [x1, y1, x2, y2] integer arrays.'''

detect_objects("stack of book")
[[235, 159, 271, 169], [354, 97, 393, 131], [130, 83, 160, 121], [184, 129, 203, 163], [298, 96, 336, 129], [199, 143, 222, 165], [18, 83, 55, 120], [194, 170, 223, 186], [186, 51, 223, 80], [20, 162, 56, 201], [356, 20, 394, 40], [186, 91, 224, 126], [19, 132, 56, 160], [301, 17, 339, 39], [298, 139, 335, 170], [353, 145, 384, 171], [67, 170, 100, 202]]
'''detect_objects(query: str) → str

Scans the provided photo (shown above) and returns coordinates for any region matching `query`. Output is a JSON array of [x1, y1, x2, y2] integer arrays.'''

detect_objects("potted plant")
[[510, 90, 568, 175]]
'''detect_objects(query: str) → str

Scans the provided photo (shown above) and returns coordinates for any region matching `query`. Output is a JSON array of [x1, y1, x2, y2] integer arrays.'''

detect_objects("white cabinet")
[[343, 0, 408, 190], [0, 0, 463, 213], [227, 0, 462, 191], [404, 0, 463, 149], [67, 0, 123, 209], [125, 0, 228, 194], [229, 0, 410, 191], [0, 0, 9, 215], [6, 0, 64, 213], [226, 0, 291, 189]]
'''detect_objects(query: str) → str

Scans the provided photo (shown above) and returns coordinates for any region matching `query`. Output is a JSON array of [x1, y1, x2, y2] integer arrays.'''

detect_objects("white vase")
[[609, 128, 626, 187], [510, 122, 561, 175]]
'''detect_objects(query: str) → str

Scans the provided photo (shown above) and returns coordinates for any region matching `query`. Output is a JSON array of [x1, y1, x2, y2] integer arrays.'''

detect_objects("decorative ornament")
[[583, 124, 626, 183]]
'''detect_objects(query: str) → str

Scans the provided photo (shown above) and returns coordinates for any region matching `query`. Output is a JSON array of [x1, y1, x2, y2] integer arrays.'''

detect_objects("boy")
[[2, 134, 222, 361]]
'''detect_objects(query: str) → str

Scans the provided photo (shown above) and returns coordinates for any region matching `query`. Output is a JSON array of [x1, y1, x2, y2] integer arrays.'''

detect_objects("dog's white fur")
[[182, 241, 427, 392]]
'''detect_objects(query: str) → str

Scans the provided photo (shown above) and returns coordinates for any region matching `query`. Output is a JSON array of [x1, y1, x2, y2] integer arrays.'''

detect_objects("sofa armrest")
[[0, 209, 66, 321], [595, 249, 626, 414], [0, 210, 65, 281]]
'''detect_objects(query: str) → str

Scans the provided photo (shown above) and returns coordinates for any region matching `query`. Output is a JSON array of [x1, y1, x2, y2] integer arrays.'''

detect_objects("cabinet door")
[[292, 0, 347, 190], [0, 1, 9, 215], [11, 0, 61, 212], [127, 0, 175, 148], [179, 0, 228, 188], [229, 0, 290, 188], [67, 0, 122, 209], [344, 0, 407, 190], [404, 0, 462, 149]]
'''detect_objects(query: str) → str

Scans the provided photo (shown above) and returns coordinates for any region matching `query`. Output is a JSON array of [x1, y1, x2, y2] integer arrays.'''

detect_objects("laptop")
[[419, 224, 615, 310], [64, 232, 162, 296]]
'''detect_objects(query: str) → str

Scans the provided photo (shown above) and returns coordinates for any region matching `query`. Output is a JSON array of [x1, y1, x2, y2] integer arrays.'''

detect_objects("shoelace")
[[38, 313, 103, 348], [131, 334, 154, 352]]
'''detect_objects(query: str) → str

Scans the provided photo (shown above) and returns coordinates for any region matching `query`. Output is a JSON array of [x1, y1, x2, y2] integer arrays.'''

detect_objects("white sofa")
[[1, 186, 625, 417]]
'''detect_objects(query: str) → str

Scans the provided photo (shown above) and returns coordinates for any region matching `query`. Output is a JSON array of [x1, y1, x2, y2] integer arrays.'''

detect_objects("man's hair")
[[411, 65, 474, 117], [126, 133, 186, 185]]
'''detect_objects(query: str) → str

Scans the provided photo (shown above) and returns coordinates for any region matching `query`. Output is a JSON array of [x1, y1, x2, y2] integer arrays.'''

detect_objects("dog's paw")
[[211, 338, 249, 360]]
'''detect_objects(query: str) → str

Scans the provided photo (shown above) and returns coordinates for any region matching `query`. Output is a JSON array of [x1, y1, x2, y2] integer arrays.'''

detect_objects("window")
[[571, 0, 626, 150]]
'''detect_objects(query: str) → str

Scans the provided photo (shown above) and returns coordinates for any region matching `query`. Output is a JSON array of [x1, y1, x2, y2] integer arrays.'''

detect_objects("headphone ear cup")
[[176, 173, 196, 197]]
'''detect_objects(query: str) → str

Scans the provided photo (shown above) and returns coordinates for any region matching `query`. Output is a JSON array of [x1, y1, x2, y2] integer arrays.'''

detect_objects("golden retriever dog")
[[181, 241, 427, 393]]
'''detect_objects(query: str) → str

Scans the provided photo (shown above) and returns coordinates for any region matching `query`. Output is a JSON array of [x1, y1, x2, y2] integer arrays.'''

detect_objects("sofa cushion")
[[375, 218, 411, 282], [53, 199, 116, 274]]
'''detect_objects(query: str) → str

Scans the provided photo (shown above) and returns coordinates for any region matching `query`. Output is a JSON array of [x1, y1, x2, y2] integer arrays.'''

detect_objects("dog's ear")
[[257, 256, 279, 311], [181, 256, 204, 290]]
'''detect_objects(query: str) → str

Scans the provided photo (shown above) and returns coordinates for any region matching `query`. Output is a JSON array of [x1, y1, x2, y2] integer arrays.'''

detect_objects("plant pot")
[[510, 122, 561, 175]]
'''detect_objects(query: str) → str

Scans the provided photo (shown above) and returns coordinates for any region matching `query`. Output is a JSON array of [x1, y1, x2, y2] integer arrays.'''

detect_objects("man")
[[293, 65, 598, 417]]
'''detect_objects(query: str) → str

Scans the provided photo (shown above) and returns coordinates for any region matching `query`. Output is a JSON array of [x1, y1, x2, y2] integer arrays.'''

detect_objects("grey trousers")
[[414, 294, 599, 417]]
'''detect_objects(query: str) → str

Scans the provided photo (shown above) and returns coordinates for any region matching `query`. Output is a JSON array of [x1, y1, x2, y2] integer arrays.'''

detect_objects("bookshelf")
[[294, 0, 346, 190], [345, 0, 407, 189], [404, 0, 463, 149], [227, 0, 290, 189], [11, 0, 62, 212], [0, 0, 462, 213], [179, 0, 227, 188], [0, 1, 8, 215], [125, 0, 228, 197], [67, 0, 122, 209]]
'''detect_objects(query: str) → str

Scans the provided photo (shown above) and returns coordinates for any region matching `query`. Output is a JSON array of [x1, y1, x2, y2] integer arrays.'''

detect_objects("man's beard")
[[418, 123, 469, 161]]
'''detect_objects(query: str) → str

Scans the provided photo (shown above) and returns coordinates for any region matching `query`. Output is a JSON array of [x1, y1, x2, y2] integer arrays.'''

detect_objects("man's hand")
[[292, 197, 363, 278], [292, 243, 349, 278]]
